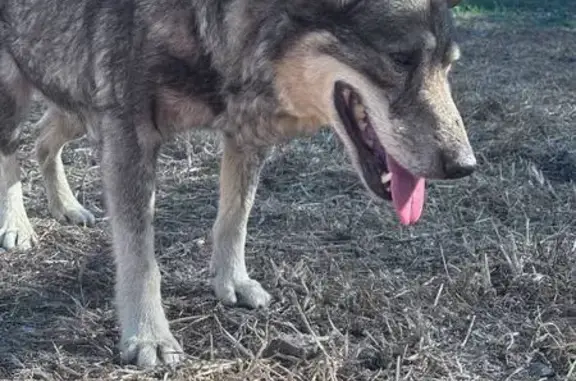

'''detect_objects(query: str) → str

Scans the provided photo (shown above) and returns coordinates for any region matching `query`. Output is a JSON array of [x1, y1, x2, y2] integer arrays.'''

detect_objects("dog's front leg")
[[211, 136, 272, 308], [100, 115, 182, 367]]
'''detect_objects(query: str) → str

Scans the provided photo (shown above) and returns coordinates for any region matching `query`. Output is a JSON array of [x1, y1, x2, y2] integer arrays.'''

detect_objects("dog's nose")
[[442, 152, 477, 179]]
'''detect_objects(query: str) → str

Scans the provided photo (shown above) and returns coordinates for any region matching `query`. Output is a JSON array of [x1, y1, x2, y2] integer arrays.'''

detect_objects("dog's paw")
[[51, 201, 96, 227], [0, 215, 38, 250], [120, 332, 184, 368], [213, 276, 272, 308]]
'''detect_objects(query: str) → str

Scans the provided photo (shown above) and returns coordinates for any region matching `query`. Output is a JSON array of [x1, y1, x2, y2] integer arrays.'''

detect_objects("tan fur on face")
[[274, 32, 403, 199], [276, 33, 403, 199], [274, 31, 474, 181], [274, 33, 338, 136], [274, 33, 394, 144]]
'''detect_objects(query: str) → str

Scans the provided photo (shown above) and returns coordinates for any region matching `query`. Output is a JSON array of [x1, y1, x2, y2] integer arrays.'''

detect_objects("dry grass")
[[1, 14, 576, 381]]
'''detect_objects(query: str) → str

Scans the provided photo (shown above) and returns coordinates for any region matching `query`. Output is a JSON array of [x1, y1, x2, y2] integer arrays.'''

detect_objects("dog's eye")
[[389, 52, 417, 69]]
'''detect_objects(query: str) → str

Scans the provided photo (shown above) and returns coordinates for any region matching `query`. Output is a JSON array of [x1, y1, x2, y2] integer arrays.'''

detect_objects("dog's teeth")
[[381, 172, 392, 184], [354, 104, 366, 120], [358, 120, 367, 131]]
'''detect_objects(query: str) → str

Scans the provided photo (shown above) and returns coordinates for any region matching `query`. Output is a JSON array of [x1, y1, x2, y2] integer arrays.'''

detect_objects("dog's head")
[[219, 0, 475, 225]]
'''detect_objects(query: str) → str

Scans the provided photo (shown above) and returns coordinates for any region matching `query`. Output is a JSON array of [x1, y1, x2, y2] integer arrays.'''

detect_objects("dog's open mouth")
[[333, 81, 426, 225]]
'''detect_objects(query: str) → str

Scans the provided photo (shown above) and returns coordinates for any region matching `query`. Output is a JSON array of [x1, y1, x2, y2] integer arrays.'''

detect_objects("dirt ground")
[[1, 11, 575, 381]]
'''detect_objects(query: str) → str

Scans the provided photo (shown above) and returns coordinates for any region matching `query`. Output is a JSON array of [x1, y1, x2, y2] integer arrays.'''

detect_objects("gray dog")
[[0, 0, 476, 368]]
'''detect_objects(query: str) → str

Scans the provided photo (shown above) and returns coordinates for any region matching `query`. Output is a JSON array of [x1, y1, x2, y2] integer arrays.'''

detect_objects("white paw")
[[0, 214, 37, 250], [51, 201, 95, 227], [120, 331, 184, 368], [213, 276, 272, 308]]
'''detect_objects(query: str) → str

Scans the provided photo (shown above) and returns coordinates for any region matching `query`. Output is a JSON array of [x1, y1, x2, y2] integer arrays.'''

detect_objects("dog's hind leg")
[[0, 154, 37, 250], [100, 114, 182, 367], [35, 107, 95, 226], [0, 52, 36, 250], [211, 136, 272, 308]]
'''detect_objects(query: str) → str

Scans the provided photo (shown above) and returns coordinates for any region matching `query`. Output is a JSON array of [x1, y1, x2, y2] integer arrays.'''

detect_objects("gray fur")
[[0, 0, 475, 368]]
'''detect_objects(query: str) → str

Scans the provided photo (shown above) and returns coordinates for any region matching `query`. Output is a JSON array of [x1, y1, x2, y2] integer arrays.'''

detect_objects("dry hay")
[[1, 14, 575, 381]]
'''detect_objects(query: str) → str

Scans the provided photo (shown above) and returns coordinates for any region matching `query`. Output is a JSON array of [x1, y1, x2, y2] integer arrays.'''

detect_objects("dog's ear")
[[447, 0, 462, 8]]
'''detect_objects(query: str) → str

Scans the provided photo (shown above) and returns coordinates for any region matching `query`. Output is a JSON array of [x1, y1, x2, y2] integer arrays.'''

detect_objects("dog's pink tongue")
[[387, 155, 426, 225]]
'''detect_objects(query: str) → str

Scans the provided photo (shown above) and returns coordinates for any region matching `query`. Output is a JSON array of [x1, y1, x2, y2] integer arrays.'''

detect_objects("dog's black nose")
[[442, 152, 477, 179]]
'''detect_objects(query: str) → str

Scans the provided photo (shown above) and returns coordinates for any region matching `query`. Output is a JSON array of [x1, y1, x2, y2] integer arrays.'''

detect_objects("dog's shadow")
[[0, 242, 119, 375], [0, 220, 217, 377]]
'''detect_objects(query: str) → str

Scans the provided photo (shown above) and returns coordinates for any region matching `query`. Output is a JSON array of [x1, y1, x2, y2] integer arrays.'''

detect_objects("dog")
[[0, 0, 476, 368]]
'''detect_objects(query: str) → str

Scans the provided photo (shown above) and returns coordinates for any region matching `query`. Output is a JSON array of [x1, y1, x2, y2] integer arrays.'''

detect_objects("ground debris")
[[262, 333, 325, 360], [528, 361, 556, 379]]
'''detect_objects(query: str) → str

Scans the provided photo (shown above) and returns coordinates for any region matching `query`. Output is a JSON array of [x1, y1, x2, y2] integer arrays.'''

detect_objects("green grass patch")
[[455, 0, 576, 27]]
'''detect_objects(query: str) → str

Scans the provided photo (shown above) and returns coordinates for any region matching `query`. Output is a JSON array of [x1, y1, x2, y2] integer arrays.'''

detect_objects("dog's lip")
[[333, 81, 391, 201], [333, 81, 428, 225]]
